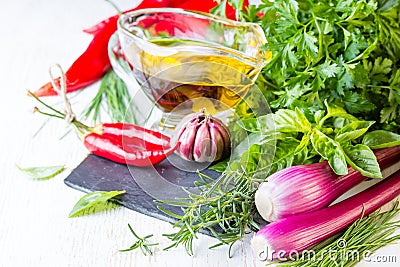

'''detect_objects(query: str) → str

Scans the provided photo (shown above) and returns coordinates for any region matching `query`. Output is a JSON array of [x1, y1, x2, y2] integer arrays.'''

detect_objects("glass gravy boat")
[[117, 8, 270, 127]]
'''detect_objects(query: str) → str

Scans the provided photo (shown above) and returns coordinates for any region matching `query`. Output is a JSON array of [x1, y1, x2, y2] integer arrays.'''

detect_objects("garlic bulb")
[[174, 110, 230, 162]]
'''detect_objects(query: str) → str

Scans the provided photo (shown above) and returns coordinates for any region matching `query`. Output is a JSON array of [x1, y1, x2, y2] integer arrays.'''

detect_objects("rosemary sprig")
[[83, 70, 136, 124], [157, 169, 261, 256], [269, 201, 400, 267], [119, 224, 158, 256]]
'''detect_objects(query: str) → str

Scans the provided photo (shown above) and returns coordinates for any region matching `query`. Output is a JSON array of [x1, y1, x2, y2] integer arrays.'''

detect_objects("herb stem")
[[34, 107, 64, 119], [28, 91, 64, 115]]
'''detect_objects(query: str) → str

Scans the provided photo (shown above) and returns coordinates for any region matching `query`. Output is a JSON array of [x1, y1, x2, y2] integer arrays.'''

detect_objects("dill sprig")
[[270, 201, 400, 267], [83, 70, 136, 124]]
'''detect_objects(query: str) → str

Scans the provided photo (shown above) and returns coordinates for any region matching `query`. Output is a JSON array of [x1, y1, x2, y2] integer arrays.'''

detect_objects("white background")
[[0, 0, 398, 266]]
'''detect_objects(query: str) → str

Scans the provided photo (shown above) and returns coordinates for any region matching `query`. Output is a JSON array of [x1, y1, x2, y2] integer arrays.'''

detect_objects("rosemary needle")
[[119, 224, 158, 256], [83, 70, 136, 124]]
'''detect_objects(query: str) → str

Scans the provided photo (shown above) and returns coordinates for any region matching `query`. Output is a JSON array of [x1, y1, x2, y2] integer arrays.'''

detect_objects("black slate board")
[[64, 154, 221, 225]]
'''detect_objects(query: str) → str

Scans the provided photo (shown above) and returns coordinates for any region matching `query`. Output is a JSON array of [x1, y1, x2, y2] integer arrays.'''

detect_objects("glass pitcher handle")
[[108, 33, 139, 91]]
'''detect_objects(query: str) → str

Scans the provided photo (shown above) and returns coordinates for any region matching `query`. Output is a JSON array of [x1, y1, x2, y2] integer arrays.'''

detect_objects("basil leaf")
[[238, 118, 261, 133], [294, 133, 310, 154], [17, 164, 65, 180], [335, 121, 375, 143], [377, 0, 400, 12], [69, 190, 125, 218], [231, 133, 272, 161], [343, 144, 382, 178], [295, 108, 312, 130], [268, 137, 301, 175], [209, 160, 228, 173], [311, 129, 348, 175], [239, 114, 276, 133], [230, 132, 275, 175], [324, 101, 358, 121], [314, 110, 325, 125], [240, 144, 262, 173], [264, 108, 311, 133], [362, 130, 400, 149]]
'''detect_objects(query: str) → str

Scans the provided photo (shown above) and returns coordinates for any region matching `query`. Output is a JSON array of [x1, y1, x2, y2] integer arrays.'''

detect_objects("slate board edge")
[[65, 178, 180, 223], [63, 157, 179, 224], [63, 155, 217, 236]]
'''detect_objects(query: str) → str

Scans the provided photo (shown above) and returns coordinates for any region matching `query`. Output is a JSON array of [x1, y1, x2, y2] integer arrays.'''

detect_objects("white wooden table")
[[0, 1, 398, 266]]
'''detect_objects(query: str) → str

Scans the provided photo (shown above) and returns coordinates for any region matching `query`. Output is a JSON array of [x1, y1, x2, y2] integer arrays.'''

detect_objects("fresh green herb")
[[158, 170, 261, 256], [156, 0, 400, 257], [119, 224, 158, 255], [269, 201, 400, 267], [68, 190, 125, 218], [238, 101, 381, 177], [255, 0, 400, 131], [363, 130, 400, 148], [83, 70, 136, 124], [17, 164, 65, 180], [209, 159, 229, 173]]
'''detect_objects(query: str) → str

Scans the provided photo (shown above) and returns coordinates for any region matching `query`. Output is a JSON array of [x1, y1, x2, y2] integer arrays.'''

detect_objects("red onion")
[[255, 146, 400, 222], [251, 168, 400, 261]]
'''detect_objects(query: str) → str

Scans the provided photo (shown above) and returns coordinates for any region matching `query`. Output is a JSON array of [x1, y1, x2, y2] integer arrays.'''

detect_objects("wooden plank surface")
[[0, 1, 398, 267]]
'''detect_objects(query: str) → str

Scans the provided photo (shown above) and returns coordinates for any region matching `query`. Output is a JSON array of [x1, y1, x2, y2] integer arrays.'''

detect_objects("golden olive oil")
[[125, 38, 265, 113]]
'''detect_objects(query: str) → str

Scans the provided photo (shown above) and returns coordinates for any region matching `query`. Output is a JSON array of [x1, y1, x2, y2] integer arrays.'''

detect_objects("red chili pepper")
[[84, 132, 177, 166], [95, 122, 171, 150], [32, 0, 185, 97], [33, 22, 116, 97], [32, 0, 248, 97], [30, 88, 176, 167]]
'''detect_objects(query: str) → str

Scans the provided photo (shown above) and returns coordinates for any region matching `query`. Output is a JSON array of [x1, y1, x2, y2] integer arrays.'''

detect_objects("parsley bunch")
[[246, 0, 400, 132]]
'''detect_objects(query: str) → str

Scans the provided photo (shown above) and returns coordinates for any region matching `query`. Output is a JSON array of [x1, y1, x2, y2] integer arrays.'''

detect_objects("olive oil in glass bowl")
[[116, 8, 270, 128]]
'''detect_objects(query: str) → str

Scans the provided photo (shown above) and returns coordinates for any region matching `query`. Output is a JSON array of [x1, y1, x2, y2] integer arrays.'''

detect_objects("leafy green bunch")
[[222, 0, 400, 178], [239, 100, 400, 177], [158, 0, 400, 256], [237, 0, 400, 133]]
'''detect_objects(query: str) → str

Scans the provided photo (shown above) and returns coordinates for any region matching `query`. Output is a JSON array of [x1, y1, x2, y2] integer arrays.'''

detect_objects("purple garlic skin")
[[175, 111, 230, 163]]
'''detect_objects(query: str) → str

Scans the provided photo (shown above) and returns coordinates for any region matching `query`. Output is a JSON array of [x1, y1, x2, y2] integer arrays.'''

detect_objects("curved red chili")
[[32, 0, 183, 97], [96, 122, 171, 150], [33, 25, 115, 97], [32, 0, 248, 97], [84, 132, 177, 166]]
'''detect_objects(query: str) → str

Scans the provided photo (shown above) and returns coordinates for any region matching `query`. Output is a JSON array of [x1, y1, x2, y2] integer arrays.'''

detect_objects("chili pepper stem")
[[33, 106, 64, 120], [104, 0, 122, 15], [28, 91, 64, 116], [33, 105, 92, 134], [30, 64, 95, 134], [29, 89, 92, 134]]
